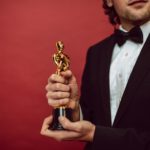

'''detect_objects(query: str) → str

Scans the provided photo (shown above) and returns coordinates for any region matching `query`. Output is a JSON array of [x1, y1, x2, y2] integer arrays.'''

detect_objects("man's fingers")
[[45, 83, 70, 92], [41, 116, 93, 141], [40, 116, 81, 140], [41, 128, 82, 141], [59, 116, 83, 133], [40, 116, 53, 135], [61, 70, 72, 79], [46, 91, 70, 99], [48, 98, 69, 107], [48, 74, 66, 84]]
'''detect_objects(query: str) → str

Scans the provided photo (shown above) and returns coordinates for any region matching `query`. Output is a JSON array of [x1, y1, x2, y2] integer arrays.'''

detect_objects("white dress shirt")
[[109, 21, 150, 125]]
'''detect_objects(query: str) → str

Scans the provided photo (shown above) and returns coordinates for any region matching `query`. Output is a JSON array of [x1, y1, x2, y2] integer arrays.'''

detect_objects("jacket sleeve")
[[92, 126, 150, 150]]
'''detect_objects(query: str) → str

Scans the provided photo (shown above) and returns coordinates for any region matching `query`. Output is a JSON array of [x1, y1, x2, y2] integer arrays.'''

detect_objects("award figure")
[[50, 41, 72, 130]]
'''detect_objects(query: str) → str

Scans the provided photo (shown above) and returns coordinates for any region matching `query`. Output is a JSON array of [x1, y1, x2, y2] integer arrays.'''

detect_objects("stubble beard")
[[124, 5, 150, 25]]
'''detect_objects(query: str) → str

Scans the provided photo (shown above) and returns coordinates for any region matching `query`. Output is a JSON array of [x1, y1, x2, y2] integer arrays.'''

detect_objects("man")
[[41, 0, 150, 150]]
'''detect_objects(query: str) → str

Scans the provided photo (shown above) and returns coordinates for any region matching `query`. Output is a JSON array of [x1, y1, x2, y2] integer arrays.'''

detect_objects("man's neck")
[[120, 19, 150, 31]]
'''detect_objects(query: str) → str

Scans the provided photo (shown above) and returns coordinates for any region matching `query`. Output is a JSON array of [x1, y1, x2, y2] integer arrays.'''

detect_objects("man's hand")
[[45, 70, 80, 121], [40, 116, 96, 142]]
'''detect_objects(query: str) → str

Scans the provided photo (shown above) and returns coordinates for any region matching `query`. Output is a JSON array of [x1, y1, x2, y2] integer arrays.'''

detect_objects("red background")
[[0, 0, 113, 150]]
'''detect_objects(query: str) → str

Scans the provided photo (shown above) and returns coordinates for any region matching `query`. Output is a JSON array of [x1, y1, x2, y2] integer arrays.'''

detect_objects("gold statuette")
[[53, 41, 70, 75], [50, 41, 72, 130]]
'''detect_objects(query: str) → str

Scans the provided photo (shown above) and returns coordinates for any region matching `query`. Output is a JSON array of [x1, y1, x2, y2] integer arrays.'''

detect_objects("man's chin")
[[128, 17, 150, 26], [126, 8, 150, 21]]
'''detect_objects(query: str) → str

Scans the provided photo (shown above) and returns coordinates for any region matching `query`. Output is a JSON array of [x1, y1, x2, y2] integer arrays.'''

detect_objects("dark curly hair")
[[102, 0, 120, 25]]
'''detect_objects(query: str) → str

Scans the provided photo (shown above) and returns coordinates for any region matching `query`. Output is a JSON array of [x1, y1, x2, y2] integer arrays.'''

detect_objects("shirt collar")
[[119, 21, 150, 42], [140, 21, 150, 42]]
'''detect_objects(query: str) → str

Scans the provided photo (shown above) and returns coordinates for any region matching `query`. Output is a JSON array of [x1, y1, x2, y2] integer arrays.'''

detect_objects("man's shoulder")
[[86, 34, 115, 57], [90, 34, 115, 50]]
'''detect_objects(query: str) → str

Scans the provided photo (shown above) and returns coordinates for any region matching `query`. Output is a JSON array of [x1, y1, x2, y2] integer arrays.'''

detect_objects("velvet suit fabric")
[[80, 33, 150, 150]]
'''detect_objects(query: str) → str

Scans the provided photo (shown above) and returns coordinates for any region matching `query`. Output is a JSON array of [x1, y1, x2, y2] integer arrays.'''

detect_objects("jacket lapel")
[[98, 35, 116, 126], [113, 34, 150, 126]]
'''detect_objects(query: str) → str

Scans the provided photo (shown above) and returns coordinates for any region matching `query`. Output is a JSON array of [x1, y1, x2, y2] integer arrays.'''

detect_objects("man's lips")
[[128, 0, 148, 5]]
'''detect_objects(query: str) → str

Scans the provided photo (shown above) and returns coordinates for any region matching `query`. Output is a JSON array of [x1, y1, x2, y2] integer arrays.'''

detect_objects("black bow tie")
[[114, 26, 143, 46]]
